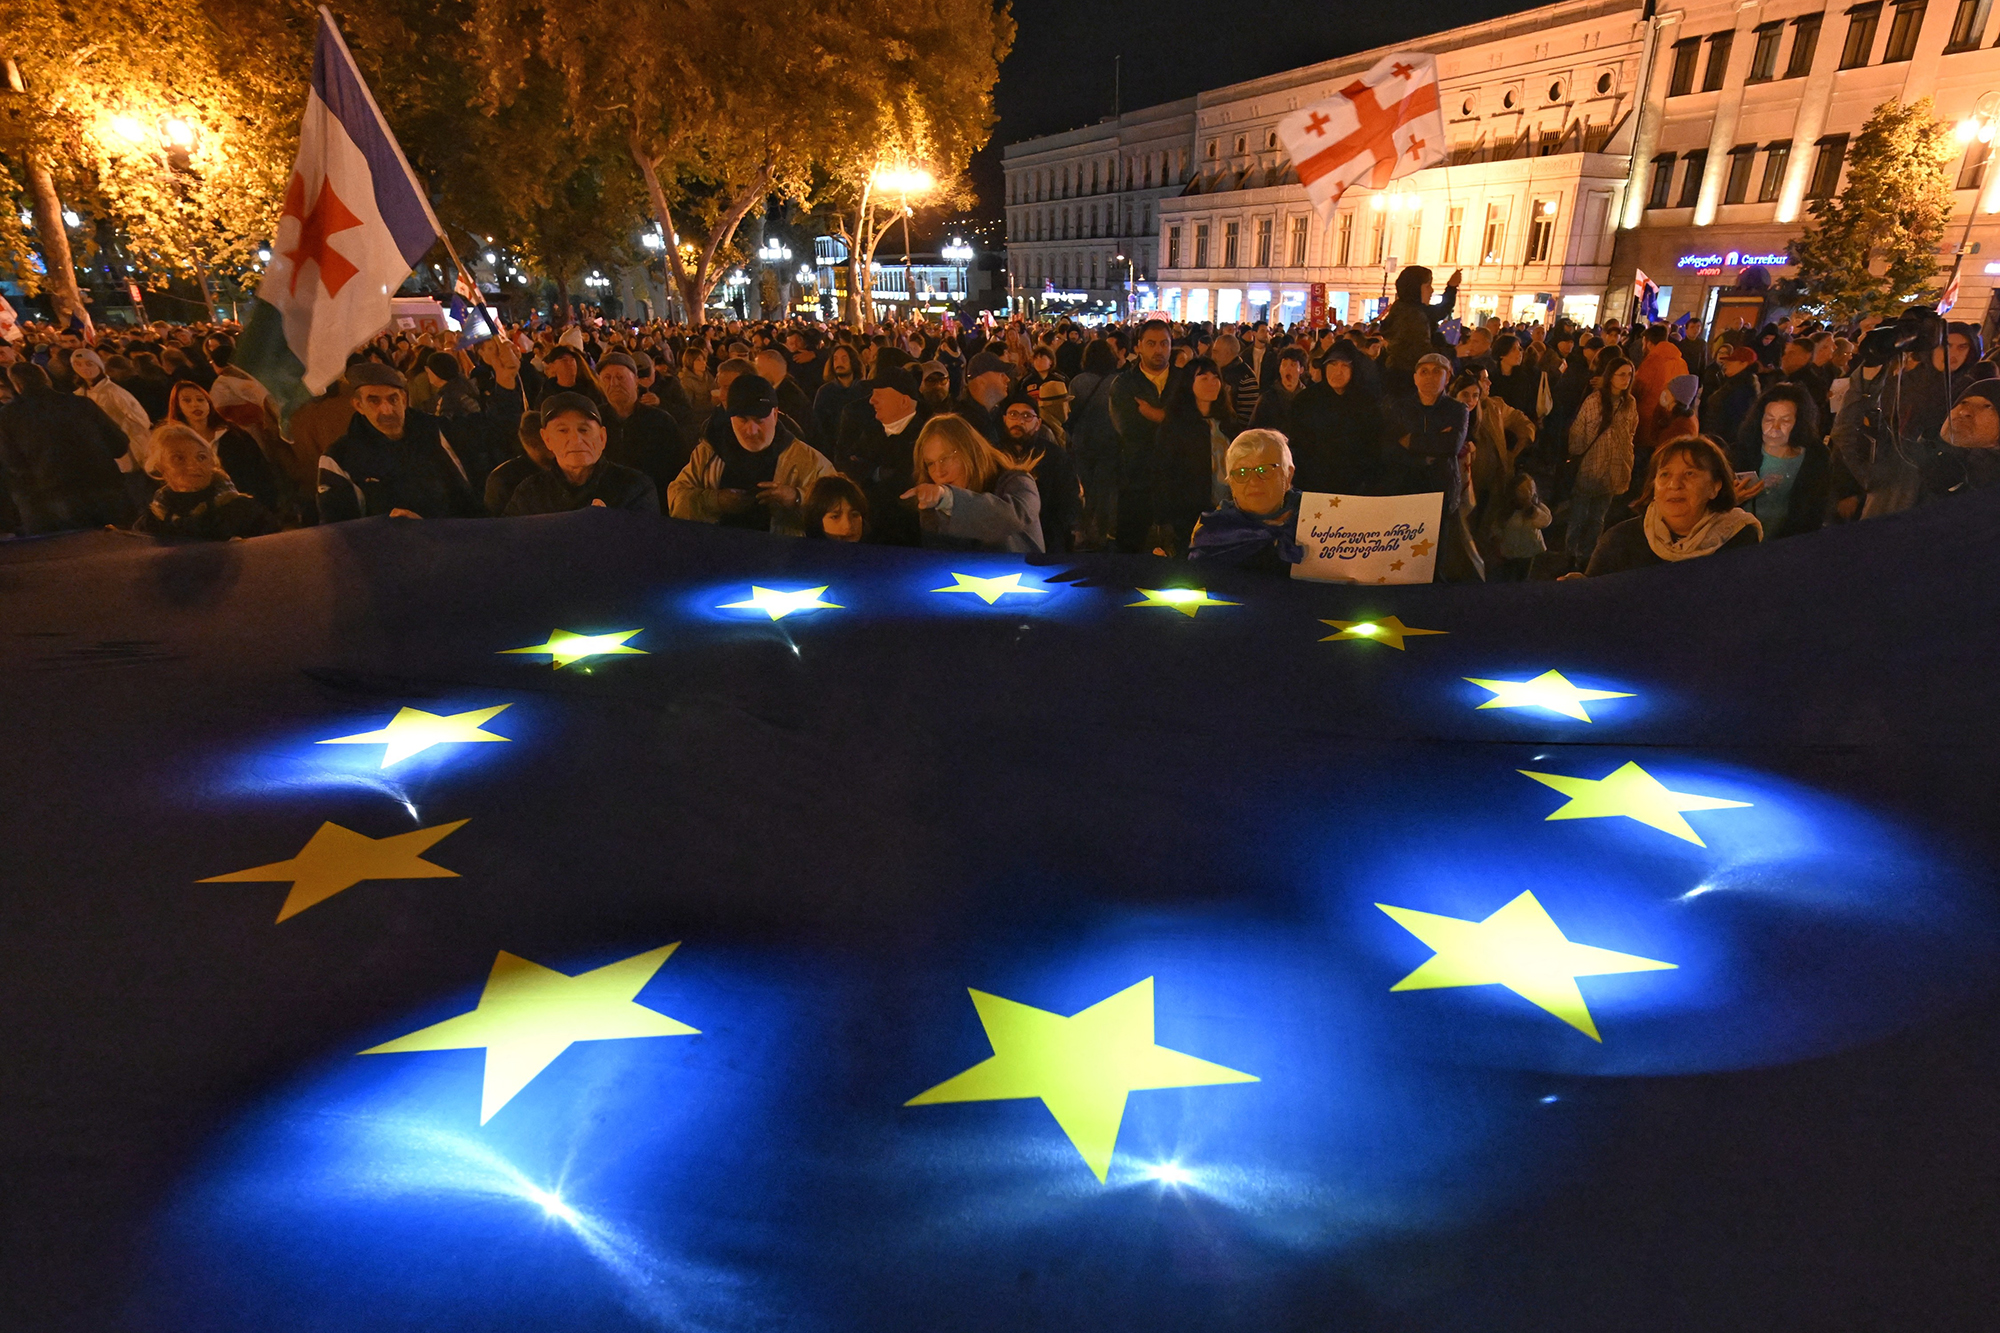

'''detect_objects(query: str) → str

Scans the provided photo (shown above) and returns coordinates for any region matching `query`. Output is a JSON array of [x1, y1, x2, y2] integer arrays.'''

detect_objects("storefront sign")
[[1043, 290, 1088, 303], [1677, 249, 1789, 271], [1307, 282, 1327, 326]]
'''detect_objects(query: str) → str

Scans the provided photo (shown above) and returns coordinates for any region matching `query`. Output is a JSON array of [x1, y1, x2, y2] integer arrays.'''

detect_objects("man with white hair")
[[1187, 427, 1303, 571]]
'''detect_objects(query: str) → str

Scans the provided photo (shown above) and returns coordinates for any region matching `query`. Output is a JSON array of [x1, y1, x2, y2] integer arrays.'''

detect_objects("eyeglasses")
[[1229, 463, 1285, 479]]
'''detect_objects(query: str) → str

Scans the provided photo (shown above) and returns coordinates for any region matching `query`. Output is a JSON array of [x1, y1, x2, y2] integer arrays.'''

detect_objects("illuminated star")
[[361, 944, 697, 1123], [1465, 670, 1634, 722], [1320, 615, 1447, 650], [1377, 890, 1676, 1041], [1128, 587, 1239, 617], [718, 585, 842, 619], [318, 704, 513, 768], [1519, 761, 1751, 846], [933, 572, 1050, 605], [906, 977, 1257, 1183], [499, 629, 647, 668], [199, 819, 468, 922]]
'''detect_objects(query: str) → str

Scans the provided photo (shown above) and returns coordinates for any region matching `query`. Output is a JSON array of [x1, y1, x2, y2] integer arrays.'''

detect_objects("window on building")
[[1443, 206, 1464, 264], [1677, 150, 1708, 207], [1839, 3, 1880, 67], [1223, 220, 1240, 267], [1256, 217, 1274, 267], [1758, 141, 1793, 201], [1336, 212, 1354, 266], [1724, 145, 1758, 203], [1959, 136, 1992, 190], [1525, 200, 1556, 262], [1668, 37, 1702, 95], [1405, 213, 1423, 264], [1207, 140, 1219, 159], [1807, 134, 1849, 197], [1648, 152, 1677, 208], [1749, 22, 1785, 79], [1167, 225, 1181, 269], [1787, 13, 1825, 74], [1702, 32, 1735, 90], [1946, 0, 1990, 48], [1194, 223, 1210, 268], [1882, 0, 1925, 58], [1289, 215, 1309, 266], [1234, 135, 1247, 154], [1091, 255, 1100, 287], [1370, 211, 1387, 264], [1481, 203, 1506, 263]]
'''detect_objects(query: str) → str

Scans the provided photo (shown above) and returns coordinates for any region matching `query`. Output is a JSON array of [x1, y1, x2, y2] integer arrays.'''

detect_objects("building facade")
[[1001, 0, 2000, 329]]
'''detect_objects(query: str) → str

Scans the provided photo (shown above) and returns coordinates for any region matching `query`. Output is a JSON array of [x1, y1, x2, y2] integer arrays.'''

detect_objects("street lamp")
[[1946, 91, 2000, 305], [102, 109, 218, 315], [871, 163, 935, 319]]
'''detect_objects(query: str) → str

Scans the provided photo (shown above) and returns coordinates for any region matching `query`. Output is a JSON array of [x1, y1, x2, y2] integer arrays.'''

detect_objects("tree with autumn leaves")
[[0, 0, 1009, 325]]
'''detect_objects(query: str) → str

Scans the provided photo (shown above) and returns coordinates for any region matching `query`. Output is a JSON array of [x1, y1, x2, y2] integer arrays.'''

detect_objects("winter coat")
[[1287, 382, 1385, 495], [1568, 392, 1638, 497], [666, 424, 833, 536], [602, 404, 689, 512], [918, 469, 1044, 553], [1380, 283, 1458, 378], [1001, 425, 1081, 553], [504, 459, 659, 515], [0, 388, 136, 534], [132, 478, 282, 541], [317, 409, 480, 522], [1152, 403, 1243, 534]]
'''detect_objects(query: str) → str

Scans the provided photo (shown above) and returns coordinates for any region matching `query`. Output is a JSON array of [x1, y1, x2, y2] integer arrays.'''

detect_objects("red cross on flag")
[[1277, 52, 1445, 220]]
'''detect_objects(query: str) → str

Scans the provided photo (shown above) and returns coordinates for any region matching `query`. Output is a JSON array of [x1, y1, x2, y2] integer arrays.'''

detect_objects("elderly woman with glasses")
[[1187, 428, 1303, 572]]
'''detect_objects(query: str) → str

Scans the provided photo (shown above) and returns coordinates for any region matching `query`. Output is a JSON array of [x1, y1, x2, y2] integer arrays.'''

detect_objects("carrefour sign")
[[1677, 249, 1790, 270]]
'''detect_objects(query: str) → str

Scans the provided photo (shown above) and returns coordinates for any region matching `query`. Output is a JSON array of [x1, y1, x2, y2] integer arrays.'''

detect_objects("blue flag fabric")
[[4, 495, 2000, 1330]]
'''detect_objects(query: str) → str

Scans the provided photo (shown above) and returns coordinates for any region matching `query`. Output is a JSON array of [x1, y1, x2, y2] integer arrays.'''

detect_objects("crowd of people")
[[0, 270, 1993, 581]]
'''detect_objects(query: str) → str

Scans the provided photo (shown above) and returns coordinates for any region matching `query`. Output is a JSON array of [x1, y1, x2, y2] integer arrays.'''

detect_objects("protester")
[[1109, 319, 1175, 551], [131, 423, 283, 540], [1732, 383, 1829, 539], [668, 372, 833, 535], [1381, 266, 1463, 376], [504, 392, 657, 515], [317, 363, 481, 522], [1188, 428, 1303, 572], [753, 348, 821, 447], [813, 344, 866, 446], [1565, 353, 1638, 569], [1919, 377, 2000, 500], [164, 380, 287, 516], [1287, 346, 1383, 494], [903, 413, 1043, 553], [486, 410, 551, 516], [803, 474, 870, 542], [1152, 355, 1243, 554], [68, 349, 152, 469], [597, 351, 687, 509], [1583, 435, 1761, 575], [998, 387, 1080, 553], [1494, 473, 1552, 580], [0, 362, 136, 534], [955, 349, 1016, 444]]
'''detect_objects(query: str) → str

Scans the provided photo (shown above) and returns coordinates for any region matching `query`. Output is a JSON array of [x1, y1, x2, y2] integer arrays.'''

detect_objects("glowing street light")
[[941, 238, 975, 262], [163, 117, 197, 150], [109, 115, 150, 146]]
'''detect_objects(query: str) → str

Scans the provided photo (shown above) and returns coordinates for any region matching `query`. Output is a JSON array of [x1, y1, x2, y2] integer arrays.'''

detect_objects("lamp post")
[[870, 164, 935, 324], [108, 110, 217, 316], [756, 239, 793, 319], [1947, 91, 2000, 308]]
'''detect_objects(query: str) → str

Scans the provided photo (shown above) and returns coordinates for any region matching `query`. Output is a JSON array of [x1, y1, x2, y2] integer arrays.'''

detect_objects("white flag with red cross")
[[1277, 53, 1446, 221]]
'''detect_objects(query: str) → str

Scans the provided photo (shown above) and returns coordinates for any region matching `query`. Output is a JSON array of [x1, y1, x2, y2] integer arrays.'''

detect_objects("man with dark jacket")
[[835, 363, 931, 545], [955, 349, 1015, 445], [504, 392, 658, 515], [1108, 319, 1176, 550], [1700, 345, 1763, 444], [597, 351, 688, 511], [1381, 353, 1470, 509], [753, 348, 820, 447], [0, 362, 135, 534], [318, 363, 489, 522], [999, 387, 1081, 553], [1214, 332, 1261, 423]]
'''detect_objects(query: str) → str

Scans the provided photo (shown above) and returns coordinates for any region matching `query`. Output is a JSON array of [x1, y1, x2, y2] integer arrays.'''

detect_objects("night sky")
[[962, 0, 1533, 225]]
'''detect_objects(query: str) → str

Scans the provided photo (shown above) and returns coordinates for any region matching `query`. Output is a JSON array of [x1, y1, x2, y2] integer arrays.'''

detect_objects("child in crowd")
[[1496, 473, 1551, 581]]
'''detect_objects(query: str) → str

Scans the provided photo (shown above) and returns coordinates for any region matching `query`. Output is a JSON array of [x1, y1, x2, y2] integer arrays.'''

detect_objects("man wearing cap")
[[918, 361, 953, 413], [1700, 344, 1763, 444], [1036, 377, 1070, 448], [1918, 378, 2000, 500], [668, 372, 833, 535], [535, 344, 601, 413], [999, 386, 1080, 553], [834, 360, 931, 546], [503, 392, 658, 515], [954, 348, 1016, 445], [317, 362, 484, 523], [1382, 352, 1472, 510], [597, 351, 688, 512]]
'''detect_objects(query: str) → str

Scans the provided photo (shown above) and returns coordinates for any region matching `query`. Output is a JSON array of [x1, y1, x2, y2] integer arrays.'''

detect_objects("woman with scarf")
[[131, 423, 283, 541], [1582, 435, 1761, 575], [1188, 428, 1303, 572]]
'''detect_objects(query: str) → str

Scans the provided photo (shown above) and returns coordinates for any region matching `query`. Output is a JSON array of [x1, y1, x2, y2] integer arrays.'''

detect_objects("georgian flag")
[[1277, 52, 1446, 221], [239, 6, 441, 419], [0, 293, 21, 344]]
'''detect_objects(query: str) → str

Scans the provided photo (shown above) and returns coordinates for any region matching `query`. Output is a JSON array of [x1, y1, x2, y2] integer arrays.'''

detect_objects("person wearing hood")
[[504, 392, 657, 515], [1918, 377, 2000, 500], [1701, 343, 1764, 443], [999, 385, 1080, 553], [131, 423, 283, 540], [596, 351, 688, 511], [1188, 428, 1303, 572], [668, 371, 833, 535], [1582, 435, 1761, 575], [1633, 323, 1689, 451], [69, 348, 152, 470], [1654, 374, 1702, 453], [1380, 265, 1464, 379], [1152, 355, 1244, 553], [1287, 345, 1385, 494], [317, 363, 481, 522]]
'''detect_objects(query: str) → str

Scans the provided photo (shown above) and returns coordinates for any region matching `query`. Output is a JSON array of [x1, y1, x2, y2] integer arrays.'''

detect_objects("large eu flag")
[[4, 494, 1999, 1331]]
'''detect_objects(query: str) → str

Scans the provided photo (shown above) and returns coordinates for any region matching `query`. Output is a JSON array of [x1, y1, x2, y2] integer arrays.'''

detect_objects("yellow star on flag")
[[1127, 587, 1239, 618], [1465, 670, 1634, 722], [317, 704, 513, 767], [905, 977, 1258, 1183], [199, 819, 470, 922], [933, 572, 1050, 605], [361, 944, 698, 1123], [499, 629, 647, 668], [1320, 615, 1447, 650], [1519, 761, 1751, 846], [1377, 890, 1676, 1041], [718, 585, 842, 620]]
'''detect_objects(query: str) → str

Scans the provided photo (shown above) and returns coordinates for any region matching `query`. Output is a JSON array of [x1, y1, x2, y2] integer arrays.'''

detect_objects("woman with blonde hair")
[[902, 412, 1045, 552], [131, 423, 283, 540]]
